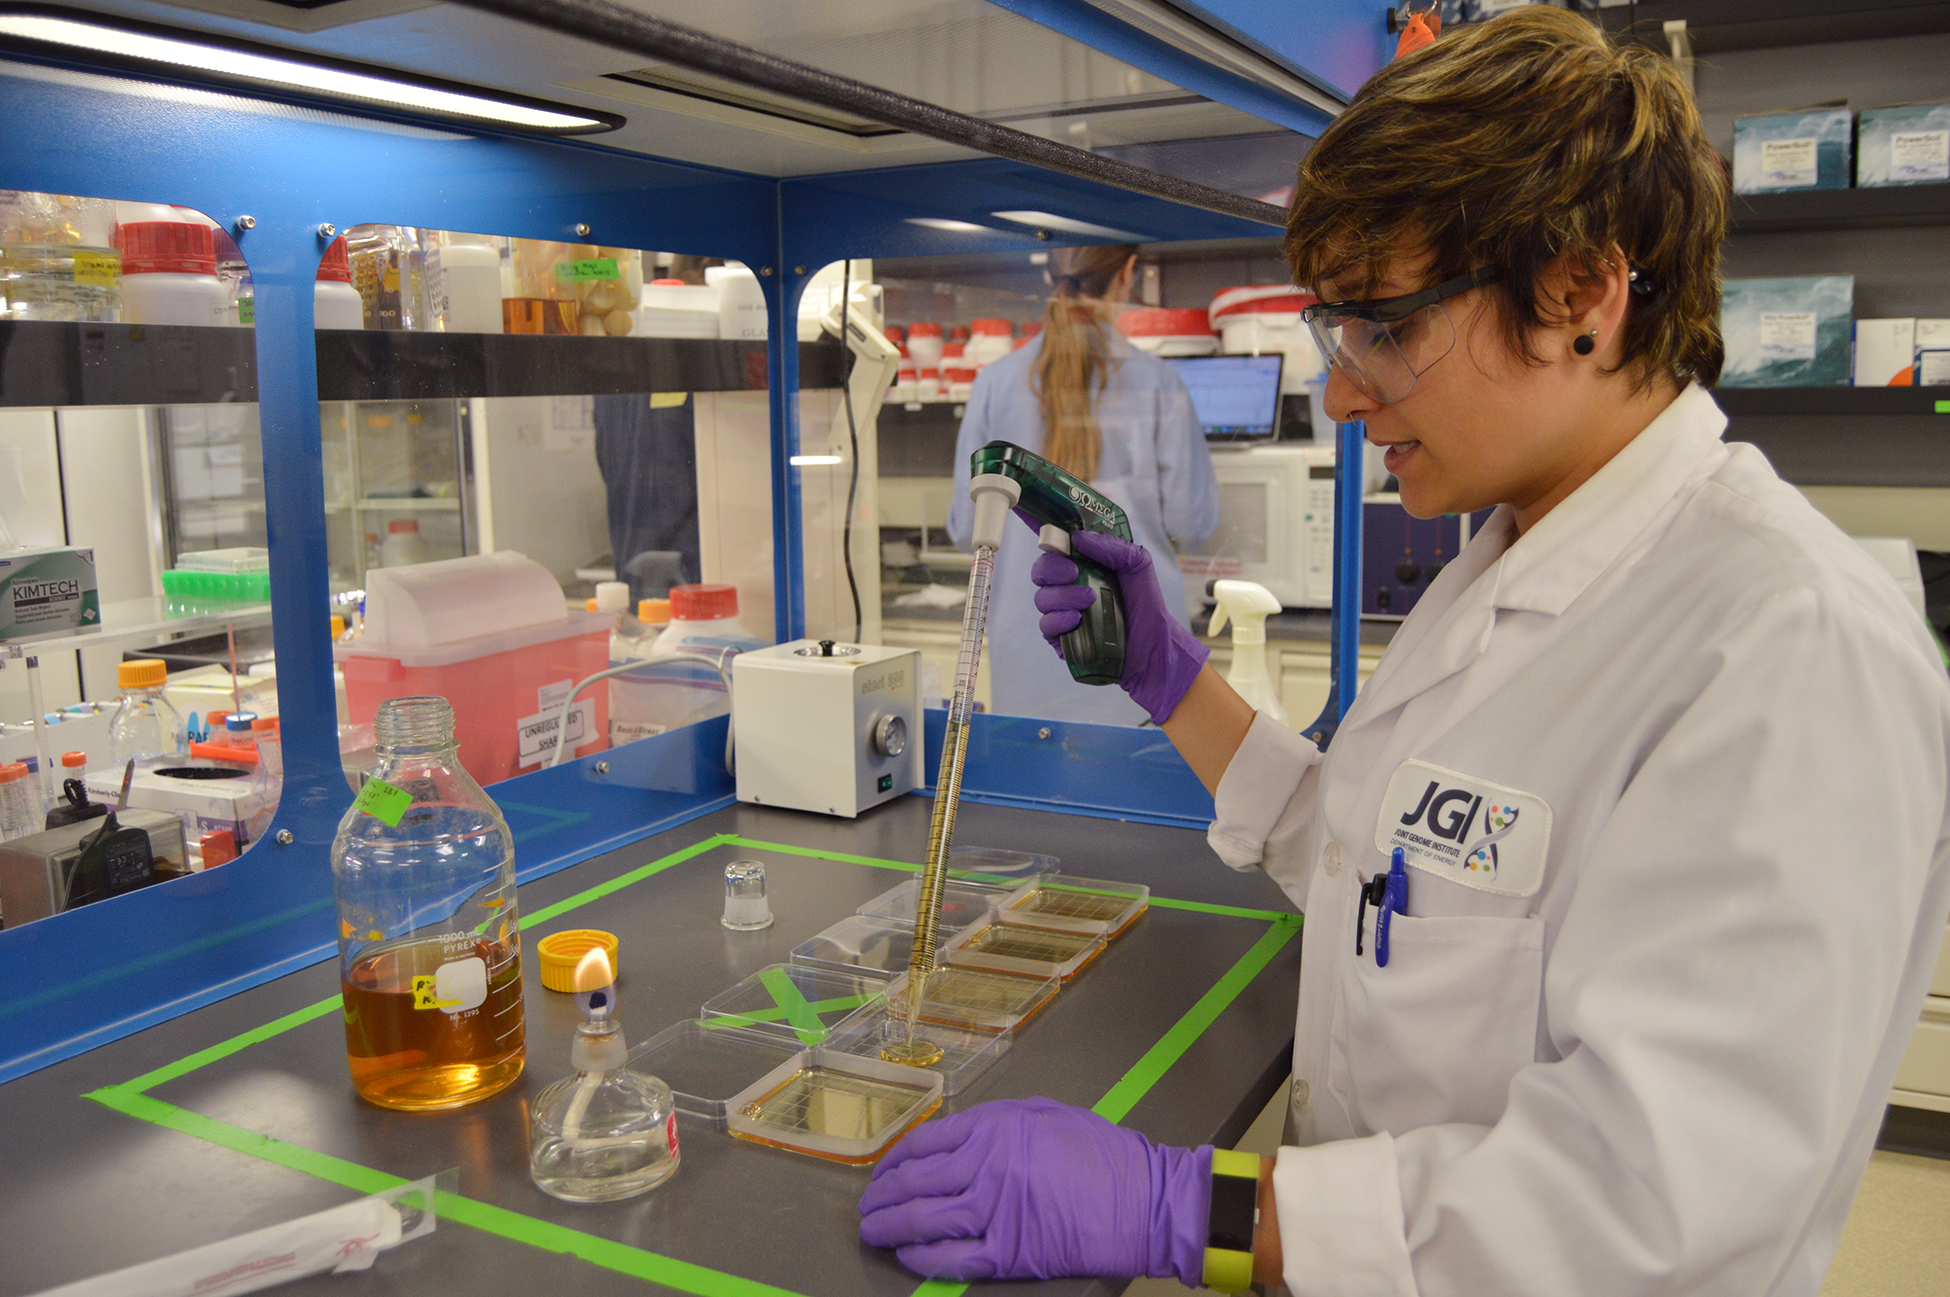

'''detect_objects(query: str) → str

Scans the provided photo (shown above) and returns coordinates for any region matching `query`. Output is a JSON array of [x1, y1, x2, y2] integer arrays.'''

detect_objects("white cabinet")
[[1891, 929, 1950, 1114]]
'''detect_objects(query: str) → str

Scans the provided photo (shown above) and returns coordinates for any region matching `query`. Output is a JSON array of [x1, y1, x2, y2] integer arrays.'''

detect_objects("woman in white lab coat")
[[945, 243, 1219, 724], [862, 10, 1950, 1294]]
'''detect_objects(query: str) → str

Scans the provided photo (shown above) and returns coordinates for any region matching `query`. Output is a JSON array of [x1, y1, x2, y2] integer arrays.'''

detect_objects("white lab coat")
[[1207, 384, 1950, 1295], [947, 333, 1219, 725]]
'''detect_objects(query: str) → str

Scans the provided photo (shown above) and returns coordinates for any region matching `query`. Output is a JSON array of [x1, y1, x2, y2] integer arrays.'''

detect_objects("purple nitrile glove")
[[858, 1097, 1212, 1284], [1031, 530, 1209, 725]]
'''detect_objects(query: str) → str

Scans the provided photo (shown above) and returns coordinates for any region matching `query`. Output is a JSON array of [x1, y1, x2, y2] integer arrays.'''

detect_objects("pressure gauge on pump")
[[872, 714, 907, 758]]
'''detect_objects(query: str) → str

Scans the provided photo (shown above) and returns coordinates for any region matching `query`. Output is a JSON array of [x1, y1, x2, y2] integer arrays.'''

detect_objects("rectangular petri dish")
[[822, 1007, 1011, 1097], [1000, 877, 1148, 939], [949, 845, 1061, 883], [941, 915, 1107, 982], [629, 1019, 802, 1129], [878, 965, 1059, 1035], [726, 1048, 944, 1164], [857, 876, 1012, 929], [789, 914, 916, 979], [700, 963, 890, 1046]]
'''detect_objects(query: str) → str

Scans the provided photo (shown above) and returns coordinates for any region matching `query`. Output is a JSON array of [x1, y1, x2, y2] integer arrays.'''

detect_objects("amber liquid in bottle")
[[341, 931, 526, 1111], [500, 298, 578, 335]]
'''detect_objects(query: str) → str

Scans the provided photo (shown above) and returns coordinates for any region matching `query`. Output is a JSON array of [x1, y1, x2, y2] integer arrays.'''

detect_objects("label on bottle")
[[353, 776, 413, 826], [71, 250, 120, 287], [555, 258, 620, 284], [1759, 137, 1818, 188], [412, 955, 487, 1014], [237, 296, 255, 325]]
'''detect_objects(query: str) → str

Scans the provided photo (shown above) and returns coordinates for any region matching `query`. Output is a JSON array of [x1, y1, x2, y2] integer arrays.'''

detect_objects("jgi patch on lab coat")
[[1374, 759, 1552, 898]]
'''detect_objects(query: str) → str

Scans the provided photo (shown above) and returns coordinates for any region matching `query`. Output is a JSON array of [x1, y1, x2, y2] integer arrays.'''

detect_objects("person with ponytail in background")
[[945, 244, 1218, 724]]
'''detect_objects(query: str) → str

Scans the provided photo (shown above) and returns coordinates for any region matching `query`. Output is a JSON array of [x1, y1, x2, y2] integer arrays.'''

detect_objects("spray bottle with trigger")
[[968, 440, 1133, 684], [1207, 579, 1287, 725]]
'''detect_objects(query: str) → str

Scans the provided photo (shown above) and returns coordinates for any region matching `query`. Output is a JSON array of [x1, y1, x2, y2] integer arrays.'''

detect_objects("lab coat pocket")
[[1328, 912, 1543, 1133]]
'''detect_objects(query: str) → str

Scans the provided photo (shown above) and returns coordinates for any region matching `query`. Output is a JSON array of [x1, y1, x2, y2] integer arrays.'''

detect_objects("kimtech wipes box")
[[1733, 106, 1853, 194], [1721, 277, 1854, 387], [1857, 100, 1950, 187], [0, 547, 98, 641]]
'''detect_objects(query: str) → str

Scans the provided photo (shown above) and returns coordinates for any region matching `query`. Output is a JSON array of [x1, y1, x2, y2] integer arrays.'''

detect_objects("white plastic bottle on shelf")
[[108, 659, 186, 770], [378, 519, 432, 568], [314, 236, 365, 330], [439, 232, 505, 333], [115, 203, 225, 326], [966, 318, 1014, 368], [905, 321, 943, 371], [709, 264, 768, 340], [0, 762, 35, 841], [607, 584, 761, 744]]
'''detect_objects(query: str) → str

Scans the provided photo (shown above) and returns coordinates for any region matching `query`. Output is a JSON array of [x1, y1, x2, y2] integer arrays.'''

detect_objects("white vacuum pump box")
[[732, 640, 922, 818]]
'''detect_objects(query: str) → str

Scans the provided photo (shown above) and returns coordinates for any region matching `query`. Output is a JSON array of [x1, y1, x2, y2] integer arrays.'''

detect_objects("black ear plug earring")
[[1573, 330, 1597, 356]]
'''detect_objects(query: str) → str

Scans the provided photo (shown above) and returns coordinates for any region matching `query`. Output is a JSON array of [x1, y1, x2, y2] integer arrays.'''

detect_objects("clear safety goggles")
[[1302, 267, 1501, 404]]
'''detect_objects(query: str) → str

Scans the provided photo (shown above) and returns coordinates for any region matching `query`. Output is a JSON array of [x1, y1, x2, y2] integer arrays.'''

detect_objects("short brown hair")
[[1284, 7, 1727, 388]]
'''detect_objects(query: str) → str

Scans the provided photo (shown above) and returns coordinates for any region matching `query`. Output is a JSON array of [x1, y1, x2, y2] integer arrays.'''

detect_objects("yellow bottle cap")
[[331, 614, 345, 640], [638, 598, 670, 624], [118, 658, 167, 690], [537, 929, 621, 993]]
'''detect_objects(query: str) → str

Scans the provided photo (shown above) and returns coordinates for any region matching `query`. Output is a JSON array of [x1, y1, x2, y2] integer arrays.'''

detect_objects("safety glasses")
[[1302, 267, 1501, 404]]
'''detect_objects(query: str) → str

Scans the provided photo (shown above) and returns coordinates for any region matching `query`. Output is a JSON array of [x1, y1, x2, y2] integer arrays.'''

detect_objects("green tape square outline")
[[83, 829, 1300, 1297]]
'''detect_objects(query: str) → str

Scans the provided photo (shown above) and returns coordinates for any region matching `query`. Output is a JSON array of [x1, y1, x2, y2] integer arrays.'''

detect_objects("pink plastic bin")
[[338, 552, 611, 785]]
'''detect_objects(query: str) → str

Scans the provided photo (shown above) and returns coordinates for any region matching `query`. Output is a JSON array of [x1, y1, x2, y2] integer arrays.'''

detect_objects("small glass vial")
[[721, 859, 774, 931]]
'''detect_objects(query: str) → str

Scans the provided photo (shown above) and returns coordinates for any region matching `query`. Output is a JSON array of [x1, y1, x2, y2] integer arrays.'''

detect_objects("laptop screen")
[[1165, 354, 1284, 443]]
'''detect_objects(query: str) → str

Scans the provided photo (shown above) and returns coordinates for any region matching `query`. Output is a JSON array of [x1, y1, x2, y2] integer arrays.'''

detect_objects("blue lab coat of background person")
[[948, 333, 1219, 725]]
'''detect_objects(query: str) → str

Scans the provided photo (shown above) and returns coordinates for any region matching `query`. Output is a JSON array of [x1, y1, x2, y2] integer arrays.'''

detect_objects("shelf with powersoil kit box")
[[0, 799, 1300, 1297]]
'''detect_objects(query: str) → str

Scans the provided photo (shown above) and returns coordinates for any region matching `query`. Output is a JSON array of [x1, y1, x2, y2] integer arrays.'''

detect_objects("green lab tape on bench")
[[1091, 915, 1300, 1125], [758, 965, 828, 1046], [87, 1089, 813, 1297], [701, 993, 875, 1031], [120, 996, 343, 1095], [726, 835, 919, 873], [89, 1086, 403, 1196], [520, 833, 737, 928], [1148, 896, 1290, 922], [85, 827, 1299, 1297]]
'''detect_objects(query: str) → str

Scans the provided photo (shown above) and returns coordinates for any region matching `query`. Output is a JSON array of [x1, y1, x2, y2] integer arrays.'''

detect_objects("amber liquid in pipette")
[[882, 542, 995, 1070], [342, 934, 526, 1110]]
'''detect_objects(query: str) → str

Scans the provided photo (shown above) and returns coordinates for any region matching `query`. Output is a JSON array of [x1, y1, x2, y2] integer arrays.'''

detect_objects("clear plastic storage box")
[[725, 1048, 944, 1163], [882, 965, 1059, 1035], [857, 876, 1011, 929], [942, 915, 1106, 981], [700, 963, 890, 1045], [823, 1007, 1011, 1097], [789, 914, 918, 979], [998, 877, 1148, 939]]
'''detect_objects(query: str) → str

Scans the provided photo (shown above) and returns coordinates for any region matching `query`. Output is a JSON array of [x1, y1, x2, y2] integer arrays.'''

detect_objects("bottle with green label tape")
[[331, 695, 525, 1111]]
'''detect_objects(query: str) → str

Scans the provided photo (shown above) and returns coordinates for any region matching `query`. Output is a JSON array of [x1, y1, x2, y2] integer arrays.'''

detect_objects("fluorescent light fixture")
[[992, 210, 1147, 241], [0, 10, 619, 134], [905, 218, 996, 234], [790, 454, 844, 466]]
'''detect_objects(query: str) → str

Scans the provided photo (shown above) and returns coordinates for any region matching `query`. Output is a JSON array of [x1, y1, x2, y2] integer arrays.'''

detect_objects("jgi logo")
[[1398, 780, 1521, 876]]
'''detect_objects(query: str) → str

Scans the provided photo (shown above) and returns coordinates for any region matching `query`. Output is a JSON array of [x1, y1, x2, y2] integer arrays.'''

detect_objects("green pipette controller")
[[970, 440, 1133, 686]]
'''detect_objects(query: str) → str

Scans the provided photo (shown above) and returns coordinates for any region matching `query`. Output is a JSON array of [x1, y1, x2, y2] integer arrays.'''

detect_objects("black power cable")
[[839, 259, 863, 644]]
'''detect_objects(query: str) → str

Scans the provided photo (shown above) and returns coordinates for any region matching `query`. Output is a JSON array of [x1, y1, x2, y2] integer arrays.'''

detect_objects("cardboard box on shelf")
[[1916, 319, 1950, 387], [1720, 277, 1854, 388], [1857, 100, 1950, 188], [0, 547, 98, 642], [1733, 107, 1853, 194], [1854, 319, 1917, 386]]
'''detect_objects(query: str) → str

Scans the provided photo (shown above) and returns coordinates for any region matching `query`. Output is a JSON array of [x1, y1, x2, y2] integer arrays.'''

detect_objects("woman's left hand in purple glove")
[[858, 1096, 1212, 1283]]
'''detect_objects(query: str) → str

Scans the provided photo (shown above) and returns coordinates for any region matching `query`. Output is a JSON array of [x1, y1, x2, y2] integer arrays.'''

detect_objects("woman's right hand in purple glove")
[[1032, 531, 1209, 725]]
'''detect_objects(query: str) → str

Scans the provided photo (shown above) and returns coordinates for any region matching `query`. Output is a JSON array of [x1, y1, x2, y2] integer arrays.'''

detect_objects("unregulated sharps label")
[[1375, 759, 1552, 898], [0, 547, 99, 641]]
